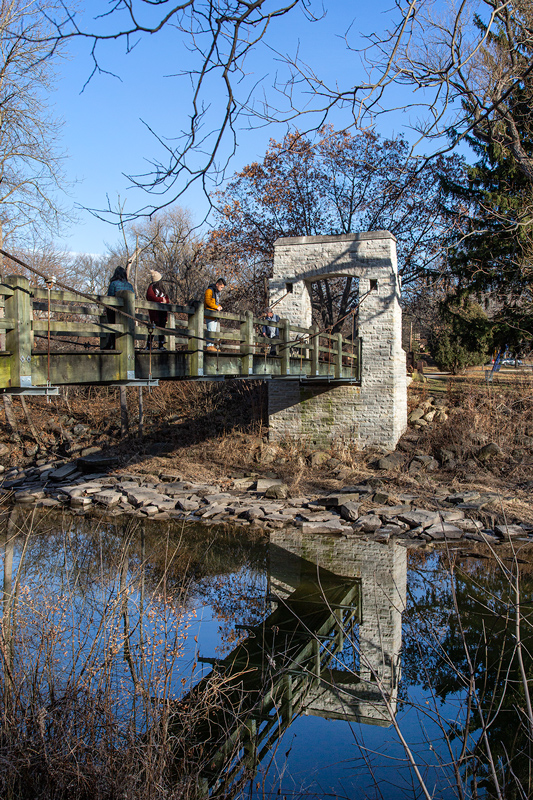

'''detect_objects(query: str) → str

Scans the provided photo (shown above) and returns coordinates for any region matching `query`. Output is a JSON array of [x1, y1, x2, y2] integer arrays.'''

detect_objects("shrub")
[[429, 297, 491, 373]]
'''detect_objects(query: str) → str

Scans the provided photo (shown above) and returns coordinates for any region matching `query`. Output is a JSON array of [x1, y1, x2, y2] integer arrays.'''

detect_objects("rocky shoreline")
[[2, 451, 531, 547]]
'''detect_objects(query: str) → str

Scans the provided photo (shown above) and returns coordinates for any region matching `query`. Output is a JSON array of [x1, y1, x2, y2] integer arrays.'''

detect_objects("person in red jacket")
[[146, 270, 170, 350]]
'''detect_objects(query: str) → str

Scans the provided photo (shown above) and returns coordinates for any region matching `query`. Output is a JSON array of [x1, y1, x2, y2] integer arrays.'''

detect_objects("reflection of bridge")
[[174, 535, 407, 798]]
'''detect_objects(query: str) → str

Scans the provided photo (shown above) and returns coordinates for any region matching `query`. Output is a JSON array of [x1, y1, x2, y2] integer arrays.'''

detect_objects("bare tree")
[[281, 0, 533, 178], [208, 127, 463, 327], [65, 252, 112, 294], [23, 0, 527, 224], [0, 0, 71, 248], [4, 241, 76, 286], [88, 206, 210, 302], [28, 0, 311, 222], [131, 207, 209, 303]]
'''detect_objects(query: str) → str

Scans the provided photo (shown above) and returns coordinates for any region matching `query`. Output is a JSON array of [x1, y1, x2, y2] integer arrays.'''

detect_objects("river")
[[1, 508, 532, 799]]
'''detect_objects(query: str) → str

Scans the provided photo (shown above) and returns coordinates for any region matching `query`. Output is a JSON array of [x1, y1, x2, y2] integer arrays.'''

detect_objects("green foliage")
[[429, 298, 491, 373], [441, 11, 533, 352]]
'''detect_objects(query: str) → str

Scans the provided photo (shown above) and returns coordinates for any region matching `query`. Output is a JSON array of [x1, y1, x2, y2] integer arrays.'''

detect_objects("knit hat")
[[150, 270, 162, 283]]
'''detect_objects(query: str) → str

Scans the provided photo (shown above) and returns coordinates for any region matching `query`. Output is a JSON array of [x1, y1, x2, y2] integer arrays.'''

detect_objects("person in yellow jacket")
[[204, 277, 226, 351]]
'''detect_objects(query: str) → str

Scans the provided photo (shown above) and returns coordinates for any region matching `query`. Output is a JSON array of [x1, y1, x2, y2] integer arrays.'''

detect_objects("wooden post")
[[188, 302, 204, 377], [99, 310, 108, 351], [120, 386, 129, 436], [283, 673, 293, 720], [167, 311, 176, 351], [334, 608, 344, 648], [243, 717, 257, 768], [5, 275, 32, 388], [335, 332, 343, 379], [115, 289, 136, 381], [313, 637, 321, 685], [240, 310, 254, 375], [280, 319, 291, 376], [311, 325, 319, 376]]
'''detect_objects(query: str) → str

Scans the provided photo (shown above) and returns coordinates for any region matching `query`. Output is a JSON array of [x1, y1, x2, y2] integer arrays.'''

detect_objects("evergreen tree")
[[429, 296, 492, 374], [442, 14, 533, 354]]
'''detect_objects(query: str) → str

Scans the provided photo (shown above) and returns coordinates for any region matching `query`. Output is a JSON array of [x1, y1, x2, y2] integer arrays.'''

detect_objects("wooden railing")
[[0, 275, 361, 389]]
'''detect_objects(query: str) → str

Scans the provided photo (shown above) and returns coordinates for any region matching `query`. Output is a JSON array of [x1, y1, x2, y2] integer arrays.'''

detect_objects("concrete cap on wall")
[[273, 231, 397, 246]]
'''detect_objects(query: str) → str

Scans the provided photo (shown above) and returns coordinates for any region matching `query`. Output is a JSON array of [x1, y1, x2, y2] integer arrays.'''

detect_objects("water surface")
[[1, 509, 532, 799]]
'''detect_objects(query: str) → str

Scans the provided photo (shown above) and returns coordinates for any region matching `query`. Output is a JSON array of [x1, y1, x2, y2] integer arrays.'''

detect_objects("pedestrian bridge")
[[0, 231, 407, 451], [167, 534, 405, 797], [0, 274, 360, 392]]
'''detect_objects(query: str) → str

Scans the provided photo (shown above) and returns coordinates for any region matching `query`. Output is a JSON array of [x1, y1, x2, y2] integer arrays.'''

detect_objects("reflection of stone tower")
[[269, 531, 407, 725], [174, 531, 407, 796]]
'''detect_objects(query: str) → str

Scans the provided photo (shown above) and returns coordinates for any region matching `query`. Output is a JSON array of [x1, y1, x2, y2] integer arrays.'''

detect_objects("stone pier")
[[268, 232, 407, 450]]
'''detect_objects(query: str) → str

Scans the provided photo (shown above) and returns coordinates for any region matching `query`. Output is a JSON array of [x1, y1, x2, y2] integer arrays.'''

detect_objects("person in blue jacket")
[[102, 267, 134, 350], [260, 307, 280, 355]]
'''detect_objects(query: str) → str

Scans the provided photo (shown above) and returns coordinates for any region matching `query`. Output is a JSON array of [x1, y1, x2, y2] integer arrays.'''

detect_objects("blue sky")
[[51, 0, 447, 255]]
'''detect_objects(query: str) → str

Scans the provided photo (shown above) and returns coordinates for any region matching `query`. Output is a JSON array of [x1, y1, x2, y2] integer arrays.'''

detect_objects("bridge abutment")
[[268, 232, 407, 450]]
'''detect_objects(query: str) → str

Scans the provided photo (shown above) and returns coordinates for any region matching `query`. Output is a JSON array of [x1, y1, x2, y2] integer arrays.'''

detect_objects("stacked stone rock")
[[1, 459, 530, 545], [409, 396, 449, 429]]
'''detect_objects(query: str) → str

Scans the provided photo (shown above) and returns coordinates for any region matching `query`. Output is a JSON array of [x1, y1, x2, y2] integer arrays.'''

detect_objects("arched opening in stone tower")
[[309, 275, 360, 338]]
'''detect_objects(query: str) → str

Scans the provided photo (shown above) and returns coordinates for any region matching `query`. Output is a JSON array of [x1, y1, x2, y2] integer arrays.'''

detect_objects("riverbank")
[[2, 374, 533, 800], [1, 374, 532, 544]]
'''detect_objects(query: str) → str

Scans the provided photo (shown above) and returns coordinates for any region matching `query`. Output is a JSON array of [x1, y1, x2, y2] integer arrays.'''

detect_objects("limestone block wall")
[[268, 232, 407, 450], [267, 382, 361, 449]]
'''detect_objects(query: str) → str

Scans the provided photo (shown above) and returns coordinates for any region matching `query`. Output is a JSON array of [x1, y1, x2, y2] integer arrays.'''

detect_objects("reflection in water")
[[177, 532, 406, 797], [1, 508, 532, 799], [0, 509, 407, 798], [270, 531, 406, 725]]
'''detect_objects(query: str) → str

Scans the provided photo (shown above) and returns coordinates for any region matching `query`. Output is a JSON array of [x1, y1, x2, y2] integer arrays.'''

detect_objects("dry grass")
[[2, 376, 533, 507], [0, 511, 265, 800], [410, 376, 533, 484]]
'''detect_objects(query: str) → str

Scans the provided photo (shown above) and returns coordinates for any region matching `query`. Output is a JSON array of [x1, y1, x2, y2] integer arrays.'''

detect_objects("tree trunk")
[[138, 386, 144, 437], [2, 395, 19, 439], [19, 396, 42, 450]]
